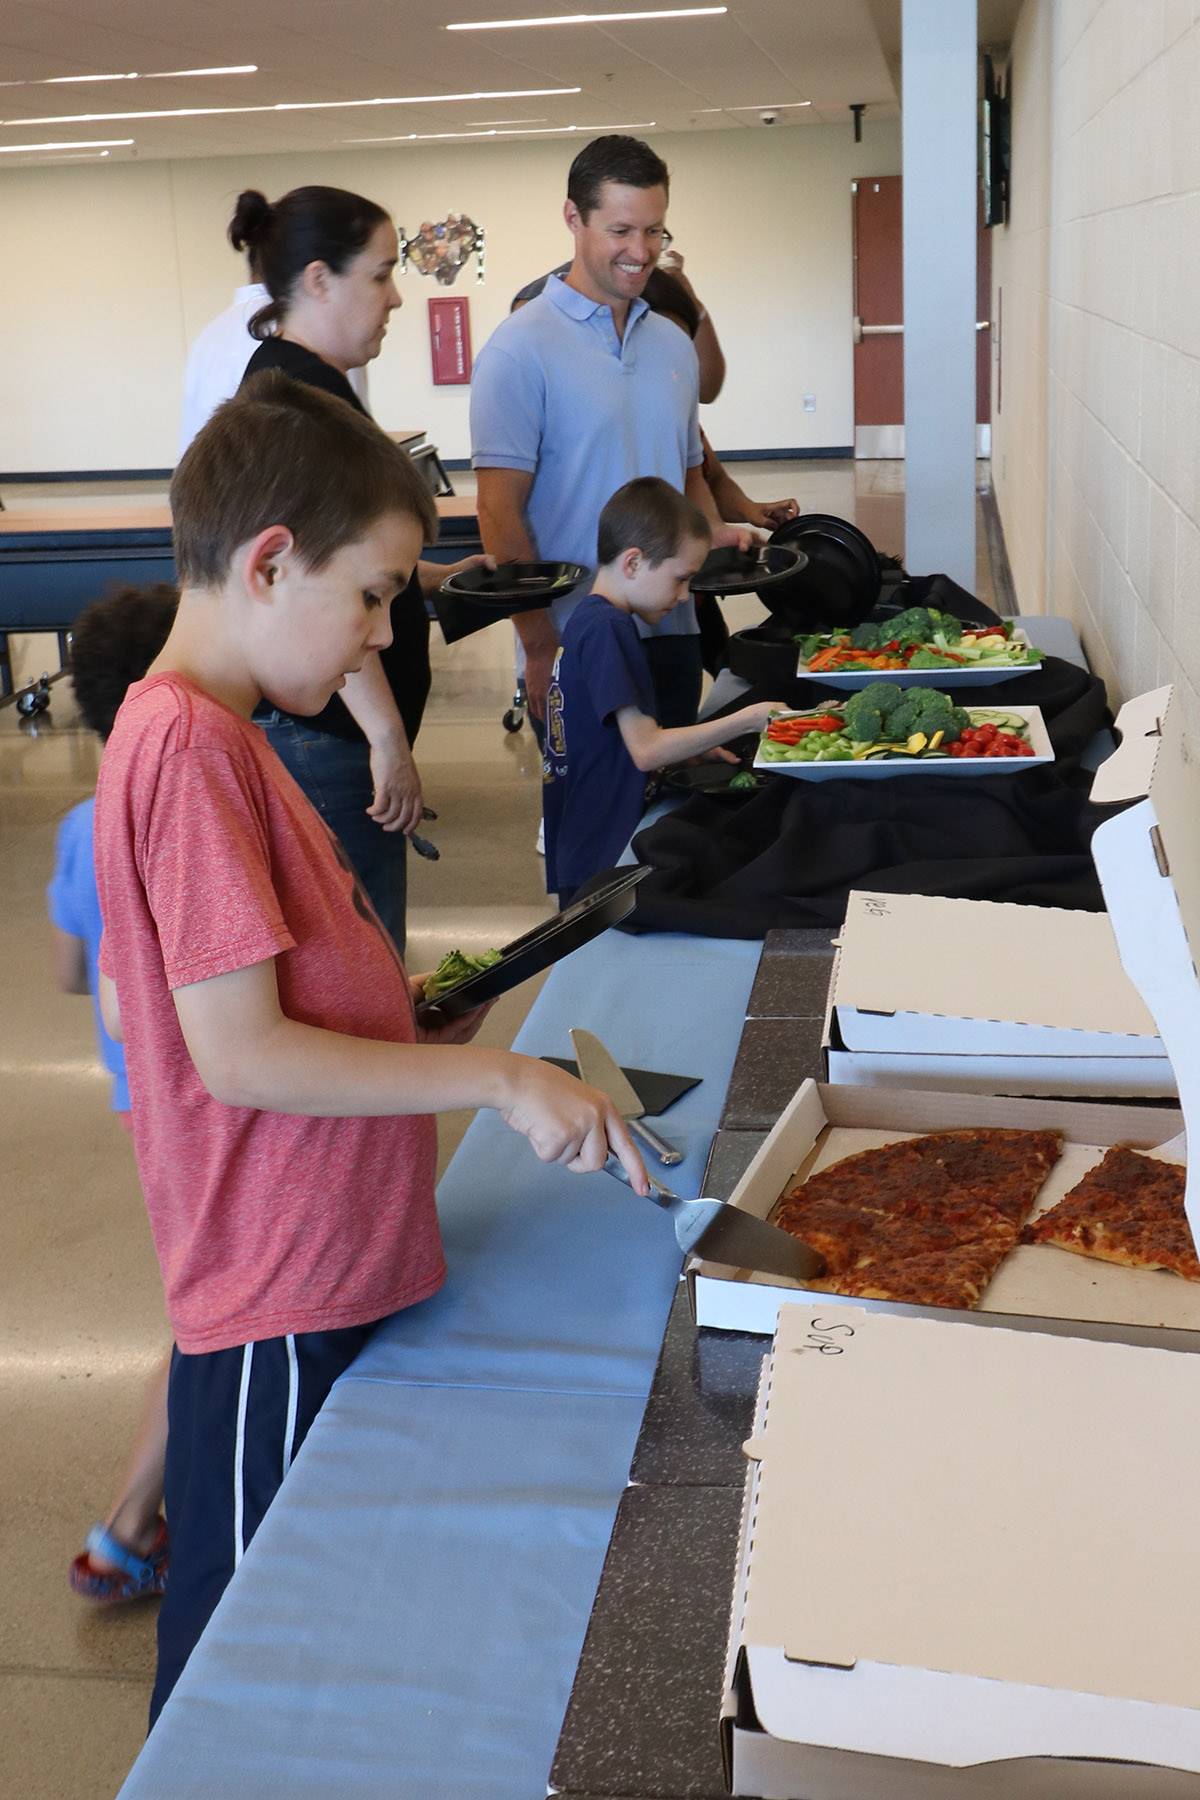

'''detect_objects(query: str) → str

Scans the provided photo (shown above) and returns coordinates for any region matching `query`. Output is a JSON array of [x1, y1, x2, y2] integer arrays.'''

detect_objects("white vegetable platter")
[[753, 704, 1053, 780], [794, 627, 1041, 687]]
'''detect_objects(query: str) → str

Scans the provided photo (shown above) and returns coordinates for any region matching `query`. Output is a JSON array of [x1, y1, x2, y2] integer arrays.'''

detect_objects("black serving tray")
[[689, 542, 806, 596], [433, 560, 588, 644], [415, 866, 649, 1023], [757, 512, 881, 629]]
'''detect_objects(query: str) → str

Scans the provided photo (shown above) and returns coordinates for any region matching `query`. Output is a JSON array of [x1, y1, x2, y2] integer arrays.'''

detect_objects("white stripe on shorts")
[[232, 1342, 255, 1569], [282, 1334, 299, 1479]]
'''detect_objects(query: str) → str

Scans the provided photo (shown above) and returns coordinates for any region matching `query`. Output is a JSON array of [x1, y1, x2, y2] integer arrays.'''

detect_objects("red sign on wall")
[[428, 296, 473, 385]]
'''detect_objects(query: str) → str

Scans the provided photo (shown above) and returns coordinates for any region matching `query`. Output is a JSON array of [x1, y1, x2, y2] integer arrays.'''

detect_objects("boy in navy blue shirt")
[[543, 477, 785, 903]]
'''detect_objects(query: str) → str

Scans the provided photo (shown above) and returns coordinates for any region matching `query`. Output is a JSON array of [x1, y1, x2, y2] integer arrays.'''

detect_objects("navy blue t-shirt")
[[542, 594, 656, 897]]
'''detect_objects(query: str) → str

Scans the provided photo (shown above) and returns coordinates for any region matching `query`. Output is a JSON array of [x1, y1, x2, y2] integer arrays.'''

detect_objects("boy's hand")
[[409, 975, 494, 1043], [738, 701, 793, 734], [699, 746, 741, 765], [498, 1058, 649, 1193], [417, 1003, 494, 1045]]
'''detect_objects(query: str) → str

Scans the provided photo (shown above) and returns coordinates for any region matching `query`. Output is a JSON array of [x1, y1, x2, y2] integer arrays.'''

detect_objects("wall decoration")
[[401, 215, 485, 286]]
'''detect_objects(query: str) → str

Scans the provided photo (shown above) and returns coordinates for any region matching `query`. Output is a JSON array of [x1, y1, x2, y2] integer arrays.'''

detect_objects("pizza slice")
[[905, 1128, 1064, 1225], [774, 1127, 1064, 1310], [815, 1242, 1007, 1311], [1020, 1145, 1199, 1280]]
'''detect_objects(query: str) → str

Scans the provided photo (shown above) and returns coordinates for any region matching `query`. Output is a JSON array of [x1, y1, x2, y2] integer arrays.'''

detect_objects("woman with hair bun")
[[231, 185, 483, 952]]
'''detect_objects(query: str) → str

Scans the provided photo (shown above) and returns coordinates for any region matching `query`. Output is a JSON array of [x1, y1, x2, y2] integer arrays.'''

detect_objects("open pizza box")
[[821, 890, 1172, 1097], [690, 682, 1199, 1343], [820, 686, 1174, 1097], [721, 1302, 1200, 1798]]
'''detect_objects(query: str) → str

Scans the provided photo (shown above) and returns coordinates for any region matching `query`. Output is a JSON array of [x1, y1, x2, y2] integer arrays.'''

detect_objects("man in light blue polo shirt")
[[470, 134, 746, 729]]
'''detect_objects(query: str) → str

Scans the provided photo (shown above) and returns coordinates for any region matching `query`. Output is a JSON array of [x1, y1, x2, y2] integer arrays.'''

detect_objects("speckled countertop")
[[550, 929, 835, 1800]]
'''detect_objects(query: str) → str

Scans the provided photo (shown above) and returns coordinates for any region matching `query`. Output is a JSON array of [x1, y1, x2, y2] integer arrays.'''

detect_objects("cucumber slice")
[[967, 709, 1029, 731]]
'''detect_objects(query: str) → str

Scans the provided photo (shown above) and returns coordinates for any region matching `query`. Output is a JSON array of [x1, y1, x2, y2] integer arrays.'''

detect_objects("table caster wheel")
[[502, 708, 524, 734], [17, 681, 50, 717]]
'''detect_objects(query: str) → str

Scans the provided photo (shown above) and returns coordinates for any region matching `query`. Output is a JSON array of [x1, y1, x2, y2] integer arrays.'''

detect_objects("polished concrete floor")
[[0, 459, 1003, 1797]]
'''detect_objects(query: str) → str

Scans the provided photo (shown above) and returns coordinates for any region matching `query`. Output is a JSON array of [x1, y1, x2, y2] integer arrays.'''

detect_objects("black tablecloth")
[[620, 636, 1120, 940]]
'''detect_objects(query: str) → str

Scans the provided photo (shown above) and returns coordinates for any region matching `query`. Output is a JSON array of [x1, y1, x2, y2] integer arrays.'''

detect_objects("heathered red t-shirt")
[[95, 674, 443, 1354]]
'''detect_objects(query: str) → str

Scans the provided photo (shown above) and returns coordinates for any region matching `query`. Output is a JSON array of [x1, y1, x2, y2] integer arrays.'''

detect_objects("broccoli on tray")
[[846, 606, 968, 652], [841, 682, 970, 746]]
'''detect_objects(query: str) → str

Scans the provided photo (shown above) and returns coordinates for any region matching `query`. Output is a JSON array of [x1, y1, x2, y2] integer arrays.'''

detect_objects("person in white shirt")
[[177, 262, 367, 457]]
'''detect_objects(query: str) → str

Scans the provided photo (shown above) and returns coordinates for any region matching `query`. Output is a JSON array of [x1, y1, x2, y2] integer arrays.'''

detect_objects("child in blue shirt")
[[542, 477, 785, 903], [48, 584, 179, 1607]]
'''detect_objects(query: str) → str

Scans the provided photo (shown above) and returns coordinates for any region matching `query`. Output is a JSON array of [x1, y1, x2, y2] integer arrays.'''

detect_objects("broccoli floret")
[[424, 947, 503, 1000], [885, 607, 936, 648], [848, 621, 884, 650], [842, 681, 905, 743], [888, 688, 975, 742], [926, 607, 963, 646]]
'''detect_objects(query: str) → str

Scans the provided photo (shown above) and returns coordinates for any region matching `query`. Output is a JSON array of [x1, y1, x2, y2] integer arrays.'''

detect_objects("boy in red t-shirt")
[[94, 370, 646, 1726]]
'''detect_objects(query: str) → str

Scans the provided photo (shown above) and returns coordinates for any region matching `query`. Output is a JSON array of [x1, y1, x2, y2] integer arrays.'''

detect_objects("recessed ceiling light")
[[345, 120, 656, 144], [0, 65, 258, 87], [0, 137, 133, 152], [448, 7, 726, 27], [696, 100, 812, 112], [12, 150, 114, 162], [2, 87, 581, 127]]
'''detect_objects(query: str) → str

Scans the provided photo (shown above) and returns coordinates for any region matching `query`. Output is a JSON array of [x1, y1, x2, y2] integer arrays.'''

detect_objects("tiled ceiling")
[[0, 0, 900, 166]]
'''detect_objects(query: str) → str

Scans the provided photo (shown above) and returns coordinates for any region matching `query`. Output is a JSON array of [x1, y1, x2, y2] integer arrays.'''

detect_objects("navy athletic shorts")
[[149, 1320, 380, 1729]]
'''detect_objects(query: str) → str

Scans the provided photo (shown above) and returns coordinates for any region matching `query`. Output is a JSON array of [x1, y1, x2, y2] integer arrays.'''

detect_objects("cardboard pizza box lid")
[[1091, 684, 1199, 1248], [732, 1302, 1200, 1773], [829, 891, 1160, 1054]]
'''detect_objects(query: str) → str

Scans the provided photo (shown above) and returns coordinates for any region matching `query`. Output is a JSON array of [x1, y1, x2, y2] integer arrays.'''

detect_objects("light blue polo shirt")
[[470, 274, 704, 636]]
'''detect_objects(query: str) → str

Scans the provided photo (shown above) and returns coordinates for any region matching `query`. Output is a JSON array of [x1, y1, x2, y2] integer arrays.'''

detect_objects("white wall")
[[992, 0, 1200, 744], [0, 120, 899, 473]]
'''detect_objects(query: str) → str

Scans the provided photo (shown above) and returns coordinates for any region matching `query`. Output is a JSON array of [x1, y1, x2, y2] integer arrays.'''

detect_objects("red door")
[[852, 176, 992, 458]]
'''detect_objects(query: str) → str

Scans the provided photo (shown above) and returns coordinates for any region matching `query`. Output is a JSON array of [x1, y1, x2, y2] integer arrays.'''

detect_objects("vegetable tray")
[[753, 704, 1054, 781], [795, 626, 1042, 687]]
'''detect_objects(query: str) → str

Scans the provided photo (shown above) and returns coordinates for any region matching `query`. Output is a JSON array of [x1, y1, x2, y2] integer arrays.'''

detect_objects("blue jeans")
[[258, 713, 409, 953]]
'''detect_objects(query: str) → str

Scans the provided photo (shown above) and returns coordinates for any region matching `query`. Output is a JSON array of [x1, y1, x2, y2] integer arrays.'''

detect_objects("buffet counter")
[[117, 925, 761, 1800]]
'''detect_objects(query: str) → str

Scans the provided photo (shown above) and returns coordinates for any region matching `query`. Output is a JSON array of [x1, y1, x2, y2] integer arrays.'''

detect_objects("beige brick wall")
[[992, 0, 1200, 742]]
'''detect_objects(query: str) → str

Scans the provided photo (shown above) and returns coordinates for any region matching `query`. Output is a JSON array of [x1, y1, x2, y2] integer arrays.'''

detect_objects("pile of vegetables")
[[795, 607, 1039, 674], [757, 683, 1035, 765], [423, 947, 503, 1000]]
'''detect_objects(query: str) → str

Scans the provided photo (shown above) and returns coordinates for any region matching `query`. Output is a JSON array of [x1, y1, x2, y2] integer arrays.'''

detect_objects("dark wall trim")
[[718, 446, 853, 462], [978, 485, 1018, 619], [0, 468, 173, 484], [3, 444, 854, 484], [441, 445, 853, 474]]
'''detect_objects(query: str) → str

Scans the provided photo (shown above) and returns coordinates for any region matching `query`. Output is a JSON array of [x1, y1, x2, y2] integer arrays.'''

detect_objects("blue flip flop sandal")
[[69, 1520, 169, 1605]]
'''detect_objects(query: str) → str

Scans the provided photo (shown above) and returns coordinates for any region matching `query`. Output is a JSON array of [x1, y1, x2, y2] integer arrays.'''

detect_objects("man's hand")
[[418, 553, 495, 597], [755, 498, 800, 529], [711, 523, 759, 554], [522, 642, 558, 723], [367, 734, 424, 835], [497, 1058, 649, 1192]]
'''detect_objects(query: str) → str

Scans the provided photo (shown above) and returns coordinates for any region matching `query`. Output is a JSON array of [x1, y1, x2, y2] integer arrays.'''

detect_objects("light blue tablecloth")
[[120, 926, 760, 1800]]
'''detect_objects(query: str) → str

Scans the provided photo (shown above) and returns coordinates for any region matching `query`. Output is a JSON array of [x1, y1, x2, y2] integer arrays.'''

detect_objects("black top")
[[240, 337, 432, 747]]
